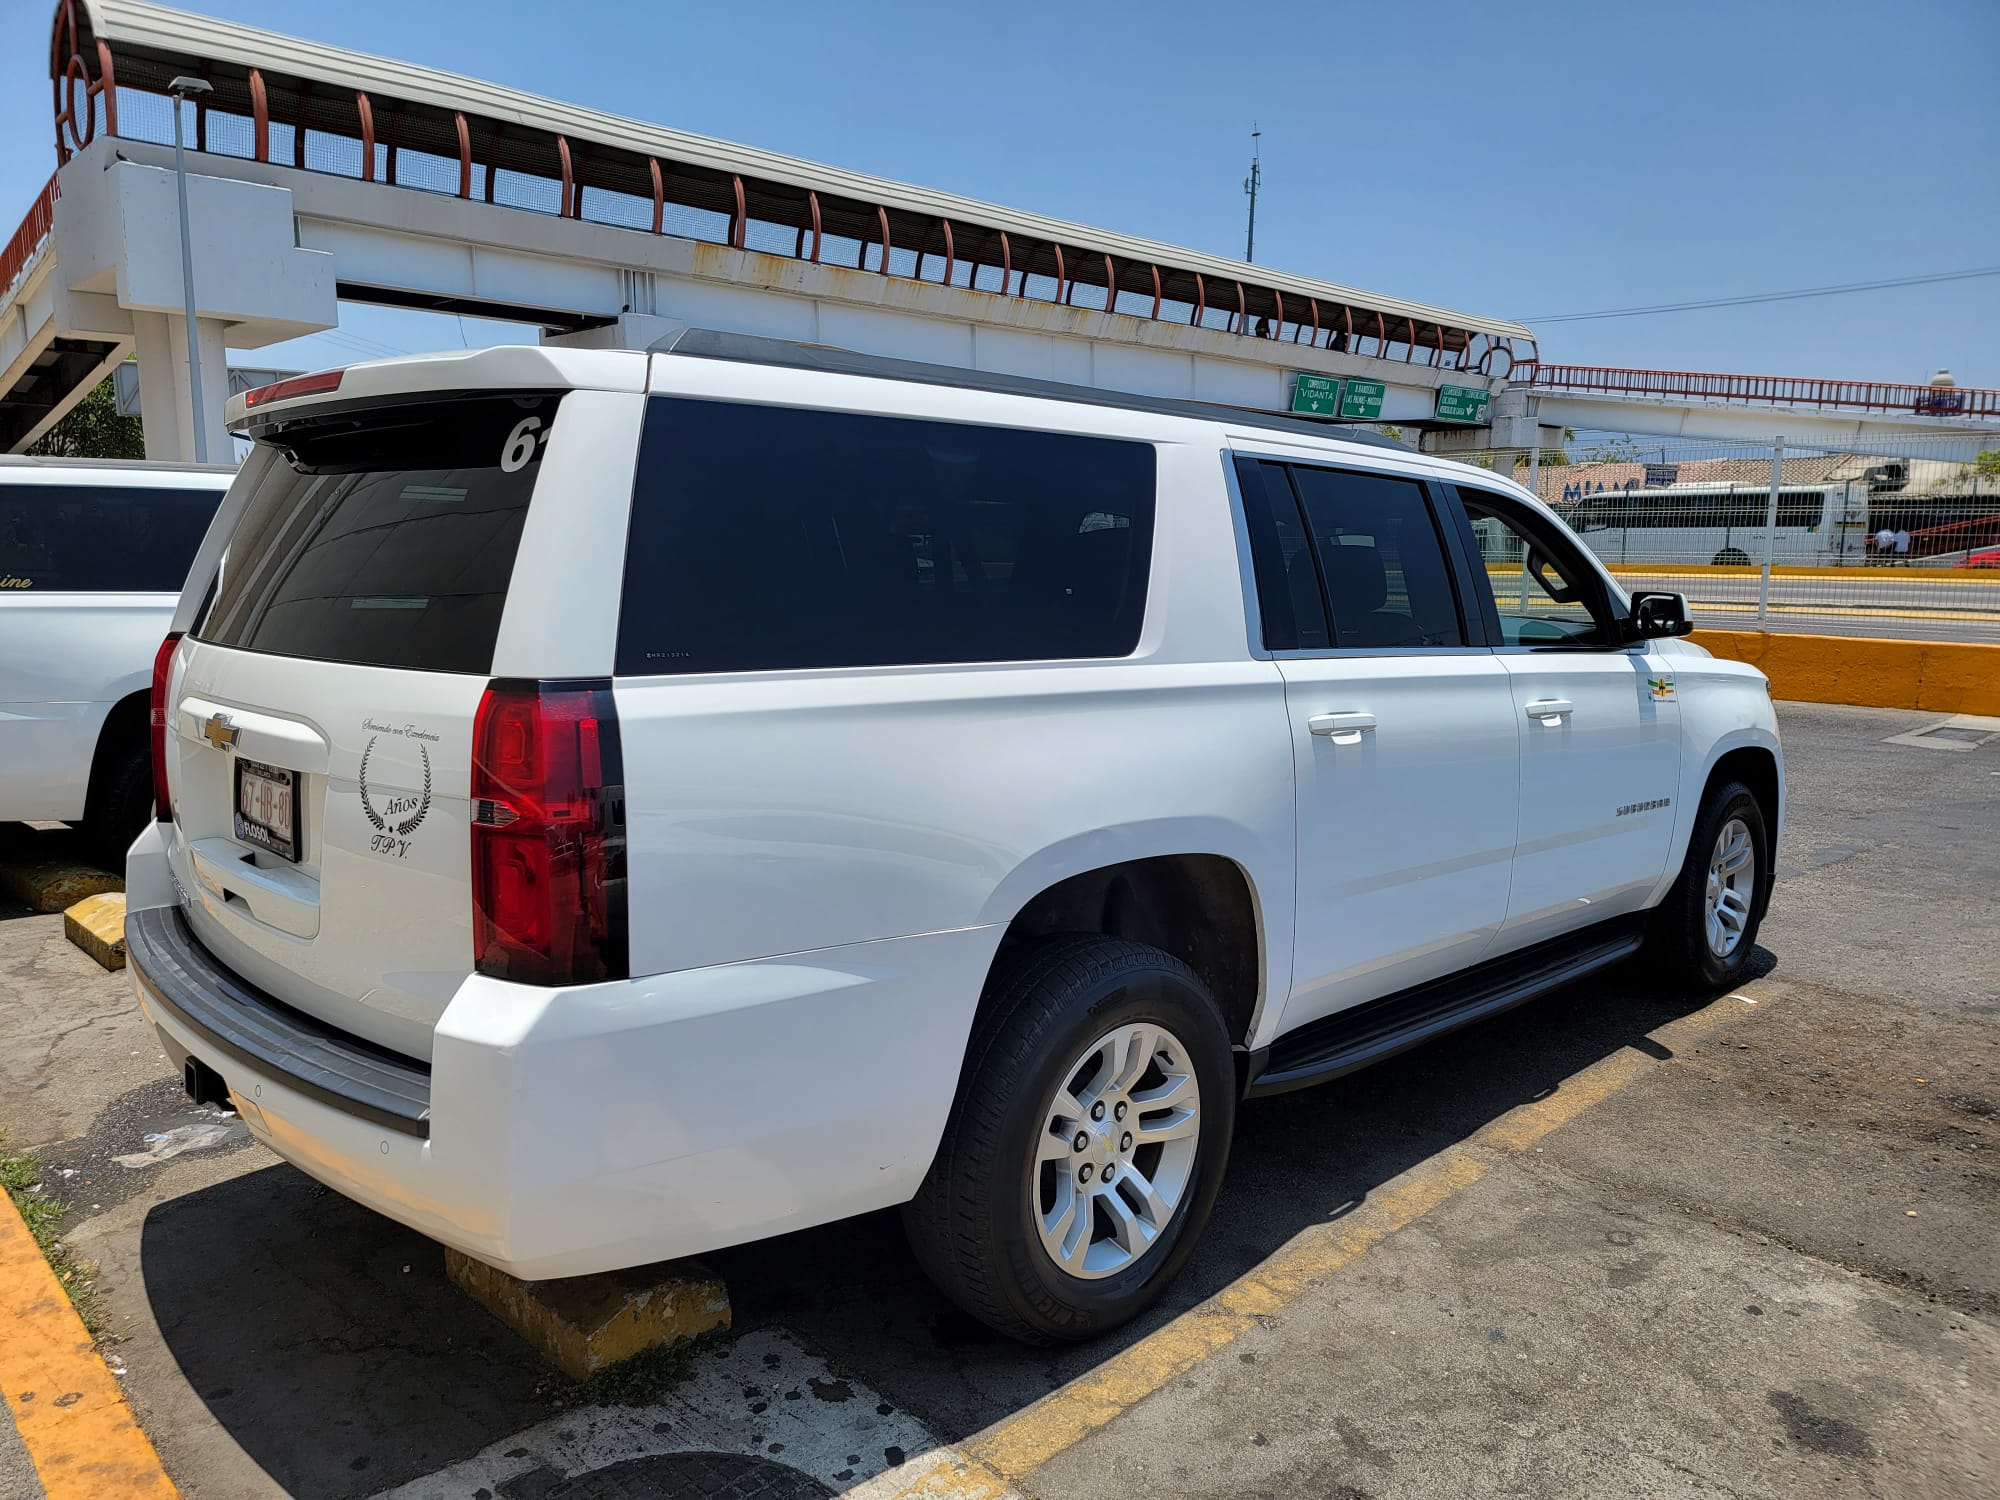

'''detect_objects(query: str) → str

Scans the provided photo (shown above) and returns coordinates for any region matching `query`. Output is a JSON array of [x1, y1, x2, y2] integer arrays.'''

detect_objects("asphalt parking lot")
[[1, 699, 1994, 1500]]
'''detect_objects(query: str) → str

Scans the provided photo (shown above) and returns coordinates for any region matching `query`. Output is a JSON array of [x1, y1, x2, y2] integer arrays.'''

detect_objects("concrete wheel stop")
[[445, 1249, 732, 1381], [64, 891, 128, 970]]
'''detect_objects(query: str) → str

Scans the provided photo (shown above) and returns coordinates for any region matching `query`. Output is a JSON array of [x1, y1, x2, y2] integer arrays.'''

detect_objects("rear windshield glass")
[[616, 398, 1157, 675], [1, 483, 221, 592], [197, 393, 559, 673]]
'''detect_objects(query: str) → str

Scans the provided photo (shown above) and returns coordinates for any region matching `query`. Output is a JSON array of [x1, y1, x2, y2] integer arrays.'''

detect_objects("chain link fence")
[[1447, 433, 2000, 642]]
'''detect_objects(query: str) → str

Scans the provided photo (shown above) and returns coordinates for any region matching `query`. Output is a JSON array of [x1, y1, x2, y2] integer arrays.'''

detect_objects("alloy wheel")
[[1033, 1021, 1202, 1280], [1704, 815, 1755, 959]]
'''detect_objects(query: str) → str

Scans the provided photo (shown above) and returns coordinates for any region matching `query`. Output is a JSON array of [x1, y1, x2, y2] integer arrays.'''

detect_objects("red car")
[[1962, 546, 2000, 569]]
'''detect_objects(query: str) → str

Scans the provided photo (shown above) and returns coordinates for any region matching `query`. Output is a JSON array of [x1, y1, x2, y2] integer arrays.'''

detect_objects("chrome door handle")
[[1309, 711, 1377, 744], [1525, 698, 1574, 723]]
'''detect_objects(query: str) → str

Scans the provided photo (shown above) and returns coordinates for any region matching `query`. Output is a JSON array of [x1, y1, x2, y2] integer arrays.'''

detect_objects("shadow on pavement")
[[0, 821, 119, 923], [713, 952, 1777, 1438], [137, 952, 1772, 1498], [138, 1167, 556, 1498]]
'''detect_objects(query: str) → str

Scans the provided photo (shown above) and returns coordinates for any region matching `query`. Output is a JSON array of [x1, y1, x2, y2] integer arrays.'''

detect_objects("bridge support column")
[[131, 311, 230, 462], [1425, 424, 1566, 462], [52, 140, 337, 463], [1421, 388, 1558, 460]]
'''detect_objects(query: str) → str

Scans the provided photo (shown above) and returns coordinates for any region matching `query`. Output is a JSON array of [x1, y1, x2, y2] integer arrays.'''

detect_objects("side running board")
[[1243, 918, 1646, 1099]]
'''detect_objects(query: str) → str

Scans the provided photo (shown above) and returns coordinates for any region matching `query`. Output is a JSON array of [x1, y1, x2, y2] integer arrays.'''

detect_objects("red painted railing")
[[40, 4, 1536, 376], [0, 174, 58, 304], [1520, 362, 2000, 418]]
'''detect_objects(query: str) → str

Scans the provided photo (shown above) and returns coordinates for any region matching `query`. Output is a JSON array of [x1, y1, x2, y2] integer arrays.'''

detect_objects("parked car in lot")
[[1, 455, 232, 862], [125, 333, 1782, 1343]]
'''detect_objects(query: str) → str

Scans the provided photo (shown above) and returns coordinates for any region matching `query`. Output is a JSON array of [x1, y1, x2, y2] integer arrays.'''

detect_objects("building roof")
[[1528, 454, 1861, 504]]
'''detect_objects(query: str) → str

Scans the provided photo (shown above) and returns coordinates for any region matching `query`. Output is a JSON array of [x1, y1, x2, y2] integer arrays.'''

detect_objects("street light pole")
[[168, 75, 214, 463]]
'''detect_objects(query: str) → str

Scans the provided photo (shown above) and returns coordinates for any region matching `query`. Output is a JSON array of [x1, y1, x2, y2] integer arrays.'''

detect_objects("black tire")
[[1645, 780, 1770, 993], [1712, 547, 1753, 567], [903, 934, 1236, 1345], [82, 737, 152, 871]]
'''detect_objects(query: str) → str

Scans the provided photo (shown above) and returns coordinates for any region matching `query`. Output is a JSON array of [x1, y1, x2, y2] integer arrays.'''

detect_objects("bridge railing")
[[0, 174, 58, 305], [45, 3, 1529, 378], [1519, 363, 2000, 418]]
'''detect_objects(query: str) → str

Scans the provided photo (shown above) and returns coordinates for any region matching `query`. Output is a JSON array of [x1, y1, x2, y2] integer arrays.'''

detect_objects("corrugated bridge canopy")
[[49, 0, 1534, 372]]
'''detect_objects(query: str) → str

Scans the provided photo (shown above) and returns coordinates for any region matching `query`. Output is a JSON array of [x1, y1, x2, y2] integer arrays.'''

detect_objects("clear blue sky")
[[3, 0, 1995, 385]]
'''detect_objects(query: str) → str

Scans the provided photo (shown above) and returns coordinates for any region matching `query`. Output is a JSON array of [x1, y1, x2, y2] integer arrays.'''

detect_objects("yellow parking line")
[[0, 1192, 177, 1498], [884, 988, 1763, 1497]]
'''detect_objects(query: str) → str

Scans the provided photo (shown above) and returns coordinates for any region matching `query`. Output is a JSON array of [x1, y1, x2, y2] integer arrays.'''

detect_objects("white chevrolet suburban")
[[1, 456, 231, 861], [127, 333, 1780, 1344]]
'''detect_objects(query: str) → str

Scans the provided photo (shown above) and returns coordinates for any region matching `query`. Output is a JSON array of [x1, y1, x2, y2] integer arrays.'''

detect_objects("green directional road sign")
[[1339, 379, 1385, 420], [1434, 383, 1491, 423], [1290, 374, 1341, 416]]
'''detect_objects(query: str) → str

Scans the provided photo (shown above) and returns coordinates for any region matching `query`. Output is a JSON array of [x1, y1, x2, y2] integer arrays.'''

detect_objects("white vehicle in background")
[[1561, 480, 1870, 567], [127, 334, 1782, 1345], [0, 456, 232, 862]]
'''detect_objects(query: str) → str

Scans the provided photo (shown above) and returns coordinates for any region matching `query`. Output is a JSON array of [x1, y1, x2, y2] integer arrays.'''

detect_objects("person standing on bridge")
[[1894, 526, 1912, 565]]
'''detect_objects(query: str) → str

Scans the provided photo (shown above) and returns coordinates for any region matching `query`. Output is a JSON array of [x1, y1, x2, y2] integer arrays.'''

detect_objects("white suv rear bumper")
[[128, 831, 993, 1279]]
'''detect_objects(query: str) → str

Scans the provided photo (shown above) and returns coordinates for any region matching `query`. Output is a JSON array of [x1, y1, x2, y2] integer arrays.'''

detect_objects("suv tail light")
[[149, 633, 182, 819], [470, 679, 629, 986]]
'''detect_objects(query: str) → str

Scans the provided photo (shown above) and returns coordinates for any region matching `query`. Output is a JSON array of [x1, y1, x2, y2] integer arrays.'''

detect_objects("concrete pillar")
[[132, 312, 179, 461], [182, 315, 231, 463], [131, 310, 231, 461]]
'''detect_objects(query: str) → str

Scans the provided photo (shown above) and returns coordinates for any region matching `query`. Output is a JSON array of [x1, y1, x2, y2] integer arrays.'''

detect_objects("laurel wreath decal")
[[401, 745, 433, 835], [358, 735, 432, 837], [358, 737, 383, 831]]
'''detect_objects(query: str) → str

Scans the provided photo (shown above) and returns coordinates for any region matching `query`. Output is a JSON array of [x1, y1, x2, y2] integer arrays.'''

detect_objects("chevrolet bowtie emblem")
[[202, 712, 240, 752]]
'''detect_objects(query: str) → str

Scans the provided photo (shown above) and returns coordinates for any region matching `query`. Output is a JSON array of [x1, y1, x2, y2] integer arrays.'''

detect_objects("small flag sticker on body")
[[1648, 677, 1676, 701]]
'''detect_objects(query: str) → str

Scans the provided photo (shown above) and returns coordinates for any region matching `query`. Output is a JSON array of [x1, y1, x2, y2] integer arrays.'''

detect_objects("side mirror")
[[1626, 591, 1694, 640]]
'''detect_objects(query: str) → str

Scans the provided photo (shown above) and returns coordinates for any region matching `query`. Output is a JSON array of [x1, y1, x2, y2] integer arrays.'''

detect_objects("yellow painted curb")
[[1692, 630, 2000, 715], [63, 893, 127, 972], [0, 1188, 178, 1498], [445, 1249, 731, 1381]]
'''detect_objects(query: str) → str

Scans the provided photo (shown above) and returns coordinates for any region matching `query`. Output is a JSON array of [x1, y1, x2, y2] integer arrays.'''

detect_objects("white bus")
[[1559, 481, 1871, 567]]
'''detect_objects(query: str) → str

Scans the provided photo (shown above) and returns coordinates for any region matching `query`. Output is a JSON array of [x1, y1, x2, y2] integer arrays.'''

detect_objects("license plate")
[[235, 758, 300, 862]]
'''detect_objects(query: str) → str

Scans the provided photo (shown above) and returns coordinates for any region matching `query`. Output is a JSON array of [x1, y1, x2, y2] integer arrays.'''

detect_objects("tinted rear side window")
[[617, 399, 1157, 675], [1234, 457, 1329, 652], [1287, 466, 1465, 649], [197, 393, 558, 673], [0, 483, 220, 591]]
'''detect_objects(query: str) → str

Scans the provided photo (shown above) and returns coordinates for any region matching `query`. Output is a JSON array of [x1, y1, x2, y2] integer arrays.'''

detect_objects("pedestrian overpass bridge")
[[4, 0, 1997, 462]]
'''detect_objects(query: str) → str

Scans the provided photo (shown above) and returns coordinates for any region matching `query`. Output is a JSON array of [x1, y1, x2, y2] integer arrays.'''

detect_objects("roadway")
[[1608, 568, 2000, 642], [1, 701, 1996, 1499]]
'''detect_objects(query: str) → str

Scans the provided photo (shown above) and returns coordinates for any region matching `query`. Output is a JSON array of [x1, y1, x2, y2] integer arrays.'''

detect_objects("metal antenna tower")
[[1243, 126, 1261, 263]]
